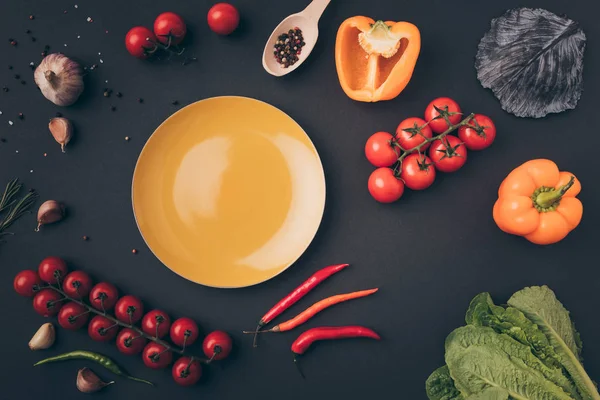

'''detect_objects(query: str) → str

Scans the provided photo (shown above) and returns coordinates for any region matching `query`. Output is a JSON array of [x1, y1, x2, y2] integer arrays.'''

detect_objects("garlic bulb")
[[34, 53, 84, 106], [29, 323, 56, 350]]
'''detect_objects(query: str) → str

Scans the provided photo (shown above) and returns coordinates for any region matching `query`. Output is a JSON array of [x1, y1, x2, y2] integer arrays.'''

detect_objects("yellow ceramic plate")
[[132, 97, 325, 288]]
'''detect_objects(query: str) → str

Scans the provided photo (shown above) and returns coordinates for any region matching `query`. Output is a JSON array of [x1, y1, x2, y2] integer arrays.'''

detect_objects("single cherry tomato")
[[207, 3, 240, 35], [142, 342, 173, 369], [57, 302, 89, 330], [170, 317, 200, 348], [458, 114, 496, 151], [89, 282, 119, 311], [116, 328, 148, 356], [172, 356, 202, 386], [368, 168, 405, 203], [400, 153, 436, 190], [114, 295, 144, 324], [33, 289, 64, 317], [202, 330, 232, 361], [153, 12, 186, 45], [62, 270, 93, 299], [88, 315, 119, 342], [142, 310, 171, 338], [14, 270, 43, 297], [424, 98, 462, 134], [365, 132, 398, 167], [125, 26, 157, 59], [38, 256, 68, 284], [396, 117, 433, 151], [428, 135, 467, 173]]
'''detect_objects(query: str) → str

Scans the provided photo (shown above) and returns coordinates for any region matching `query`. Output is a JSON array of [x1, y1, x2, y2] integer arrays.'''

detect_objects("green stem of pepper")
[[534, 176, 575, 210]]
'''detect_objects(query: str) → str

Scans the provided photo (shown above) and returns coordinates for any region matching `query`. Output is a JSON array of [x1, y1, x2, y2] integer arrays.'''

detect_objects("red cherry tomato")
[[62, 271, 92, 299], [170, 317, 200, 347], [38, 256, 68, 284], [172, 356, 202, 386], [400, 153, 436, 190], [458, 114, 496, 151], [202, 330, 232, 361], [153, 12, 187, 45], [89, 282, 119, 311], [33, 289, 63, 317], [116, 328, 147, 356], [125, 26, 157, 59], [395, 117, 433, 151], [368, 167, 405, 203], [142, 310, 171, 338], [14, 270, 43, 297], [207, 3, 240, 35], [88, 315, 119, 342], [424, 98, 462, 134], [365, 132, 398, 167], [57, 302, 89, 330], [114, 295, 144, 324], [428, 135, 467, 173], [142, 342, 173, 369]]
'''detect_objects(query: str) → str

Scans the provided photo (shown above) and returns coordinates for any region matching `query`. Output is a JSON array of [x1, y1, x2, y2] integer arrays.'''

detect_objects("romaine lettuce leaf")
[[426, 366, 464, 400]]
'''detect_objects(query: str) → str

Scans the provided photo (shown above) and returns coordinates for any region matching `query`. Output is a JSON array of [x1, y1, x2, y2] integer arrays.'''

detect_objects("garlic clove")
[[34, 53, 84, 107], [29, 323, 56, 350], [76, 368, 114, 393], [48, 117, 73, 153], [36, 200, 65, 231]]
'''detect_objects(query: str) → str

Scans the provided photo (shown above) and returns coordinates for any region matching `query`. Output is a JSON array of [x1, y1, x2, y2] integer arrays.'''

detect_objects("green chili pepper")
[[34, 350, 153, 386]]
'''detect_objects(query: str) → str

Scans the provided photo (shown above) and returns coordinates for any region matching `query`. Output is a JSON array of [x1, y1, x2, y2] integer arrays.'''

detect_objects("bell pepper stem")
[[535, 176, 575, 208]]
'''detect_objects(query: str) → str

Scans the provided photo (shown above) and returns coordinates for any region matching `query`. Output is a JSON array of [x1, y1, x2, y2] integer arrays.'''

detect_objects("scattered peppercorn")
[[0, 138, 6, 143], [83, 235, 89, 241], [31, 37, 36, 42], [110, 105, 116, 111], [10, 40, 17, 46], [116, 92, 122, 98], [43, 152, 47, 156], [8, 65, 13, 70], [125, 136, 130, 141], [44, 44, 49, 50], [103, 89, 111, 97], [171, 100, 179, 105], [20, 80, 26, 85], [132, 249, 138, 254], [14, 74, 20, 79], [25, 29, 31, 34], [273, 27, 305, 68], [90, 64, 98, 70], [29, 15, 35, 20], [18, 113, 24, 120], [41, 51, 47, 57], [137, 98, 144, 103], [2, 87, 8, 92]]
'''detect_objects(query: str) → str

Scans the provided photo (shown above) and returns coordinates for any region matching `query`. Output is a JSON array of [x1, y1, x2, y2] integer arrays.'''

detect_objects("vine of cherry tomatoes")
[[13, 257, 233, 387], [365, 97, 497, 203]]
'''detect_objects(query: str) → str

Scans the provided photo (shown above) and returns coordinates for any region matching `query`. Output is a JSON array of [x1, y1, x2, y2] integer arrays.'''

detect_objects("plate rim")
[[131, 95, 326, 289]]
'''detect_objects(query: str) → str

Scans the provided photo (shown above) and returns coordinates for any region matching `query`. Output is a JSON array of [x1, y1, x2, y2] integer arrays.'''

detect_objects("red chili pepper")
[[251, 263, 349, 347], [244, 288, 378, 334], [291, 326, 380, 378]]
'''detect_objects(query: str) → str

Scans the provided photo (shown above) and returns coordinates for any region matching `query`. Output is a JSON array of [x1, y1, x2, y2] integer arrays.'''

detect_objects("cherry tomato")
[[62, 270, 92, 299], [400, 153, 436, 190], [207, 3, 240, 35], [365, 132, 398, 167], [153, 12, 186, 45], [172, 356, 202, 386], [88, 315, 119, 342], [89, 282, 119, 311], [14, 270, 43, 297], [33, 289, 63, 317], [170, 317, 200, 348], [424, 98, 462, 134], [396, 117, 433, 151], [114, 295, 144, 324], [142, 310, 171, 338], [142, 342, 173, 369], [428, 135, 467, 173], [368, 168, 405, 203], [116, 328, 147, 356], [57, 302, 89, 330], [458, 114, 496, 151], [202, 330, 232, 361], [125, 26, 157, 59], [38, 256, 68, 284]]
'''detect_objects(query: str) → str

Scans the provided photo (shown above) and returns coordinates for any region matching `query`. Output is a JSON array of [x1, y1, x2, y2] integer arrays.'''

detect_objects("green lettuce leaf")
[[445, 326, 578, 399], [426, 366, 464, 400], [465, 387, 509, 400], [508, 286, 600, 400], [466, 292, 562, 368]]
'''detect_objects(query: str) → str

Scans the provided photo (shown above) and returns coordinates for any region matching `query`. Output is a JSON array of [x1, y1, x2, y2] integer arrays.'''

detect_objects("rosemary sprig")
[[0, 179, 38, 237]]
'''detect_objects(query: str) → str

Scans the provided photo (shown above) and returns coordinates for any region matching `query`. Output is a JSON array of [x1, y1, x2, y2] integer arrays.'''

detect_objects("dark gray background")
[[1, 0, 598, 398]]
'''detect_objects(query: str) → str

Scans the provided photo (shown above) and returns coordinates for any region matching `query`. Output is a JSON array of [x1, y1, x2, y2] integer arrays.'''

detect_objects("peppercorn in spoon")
[[262, 0, 331, 77]]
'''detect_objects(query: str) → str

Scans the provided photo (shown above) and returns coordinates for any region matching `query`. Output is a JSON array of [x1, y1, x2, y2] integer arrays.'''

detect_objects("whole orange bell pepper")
[[335, 17, 420, 102], [493, 159, 582, 245]]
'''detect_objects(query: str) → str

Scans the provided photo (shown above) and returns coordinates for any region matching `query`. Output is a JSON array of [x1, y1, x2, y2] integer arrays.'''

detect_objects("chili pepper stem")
[[243, 327, 279, 334], [534, 176, 575, 209], [252, 322, 264, 348]]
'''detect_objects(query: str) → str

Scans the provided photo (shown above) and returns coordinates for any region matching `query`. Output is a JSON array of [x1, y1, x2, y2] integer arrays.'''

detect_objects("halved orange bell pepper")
[[335, 17, 420, 102], [493, 159, 583, 245]]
